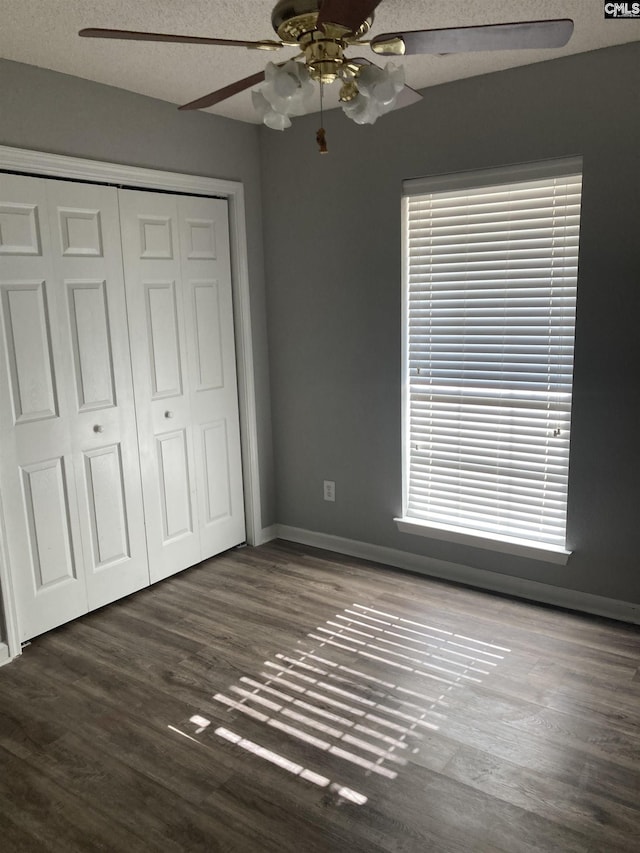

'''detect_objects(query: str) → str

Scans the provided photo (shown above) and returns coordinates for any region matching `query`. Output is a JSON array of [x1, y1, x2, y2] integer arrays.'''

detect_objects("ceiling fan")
[[79, 0, 574, 146]]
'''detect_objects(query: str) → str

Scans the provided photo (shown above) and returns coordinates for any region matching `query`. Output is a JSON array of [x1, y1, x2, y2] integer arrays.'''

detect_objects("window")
[[398, 159, 582, 564]]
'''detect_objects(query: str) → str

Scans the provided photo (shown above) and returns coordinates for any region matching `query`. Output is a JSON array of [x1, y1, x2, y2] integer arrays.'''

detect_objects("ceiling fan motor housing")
[[271, 0, 373, 82]]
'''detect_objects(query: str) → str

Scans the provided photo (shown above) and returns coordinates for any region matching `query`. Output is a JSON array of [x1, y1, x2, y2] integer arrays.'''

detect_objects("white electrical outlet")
[[323, 480, 335, 502]]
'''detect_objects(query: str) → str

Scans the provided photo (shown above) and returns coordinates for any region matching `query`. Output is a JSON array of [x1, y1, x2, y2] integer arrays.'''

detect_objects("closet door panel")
[[156, 428, 194, 540], [1, 280, 58, 422], [21, 456, 78, 588], [144, 280, 183, 398], [178, 197, 245, 558], [83, 443, 131, 566], [0, 174, 88, 639], [119, 190, 200, 583], [46, 180, 149, 611], [67, 279, 116, 411]]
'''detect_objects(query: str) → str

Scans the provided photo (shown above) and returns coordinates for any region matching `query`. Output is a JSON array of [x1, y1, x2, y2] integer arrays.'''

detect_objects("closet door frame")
[[0, 144, 263, 663]]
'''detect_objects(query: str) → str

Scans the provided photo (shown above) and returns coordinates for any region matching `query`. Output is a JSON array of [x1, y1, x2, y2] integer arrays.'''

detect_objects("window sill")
[[394, 518, 572, 565]]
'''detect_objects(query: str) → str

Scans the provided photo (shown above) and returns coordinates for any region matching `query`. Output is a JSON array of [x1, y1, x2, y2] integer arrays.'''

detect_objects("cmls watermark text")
[[604, 2, 640, 17]]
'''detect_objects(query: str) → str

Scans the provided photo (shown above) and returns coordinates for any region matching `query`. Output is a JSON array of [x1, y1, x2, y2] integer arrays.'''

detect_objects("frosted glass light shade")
[[341, 62, 405, 125], [252, 61, 314, 129], [251, 89, 292, 130]]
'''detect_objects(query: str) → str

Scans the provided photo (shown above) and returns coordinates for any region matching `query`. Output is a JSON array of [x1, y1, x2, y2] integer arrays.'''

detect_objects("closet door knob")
[[93, 424, 104, 433], [164, 410, 174, 418]]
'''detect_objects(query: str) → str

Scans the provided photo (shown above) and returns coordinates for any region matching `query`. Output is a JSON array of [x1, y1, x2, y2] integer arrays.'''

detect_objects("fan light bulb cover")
[[252, 61, 314, 129], [341, 62, 405, 125]]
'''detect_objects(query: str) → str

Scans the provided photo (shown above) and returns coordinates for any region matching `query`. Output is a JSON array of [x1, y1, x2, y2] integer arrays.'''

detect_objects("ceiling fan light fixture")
[[252, 56, 405, 129]]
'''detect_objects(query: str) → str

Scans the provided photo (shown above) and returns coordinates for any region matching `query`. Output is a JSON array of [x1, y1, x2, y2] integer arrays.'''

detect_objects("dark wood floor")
[[1, 541, 640, 852]]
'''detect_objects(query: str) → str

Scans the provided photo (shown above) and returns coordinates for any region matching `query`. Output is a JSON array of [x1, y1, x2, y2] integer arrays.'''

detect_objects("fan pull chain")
[[316, 79, 328, 153]]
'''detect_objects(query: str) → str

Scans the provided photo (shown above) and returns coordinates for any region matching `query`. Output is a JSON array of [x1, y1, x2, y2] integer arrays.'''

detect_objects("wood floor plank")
[[444, 743, 640, 850], [0, 806, 53, 853], [1, 540, 639, 851], [0, 744, 150, 852]]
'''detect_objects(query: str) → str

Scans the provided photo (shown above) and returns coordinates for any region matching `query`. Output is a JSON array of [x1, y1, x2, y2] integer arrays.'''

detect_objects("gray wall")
[[0, 59, 276, 533], [260, 42, 640, 604]]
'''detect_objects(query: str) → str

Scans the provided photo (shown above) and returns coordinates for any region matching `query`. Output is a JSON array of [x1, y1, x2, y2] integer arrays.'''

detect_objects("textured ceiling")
[[2, 1, 639, 123]]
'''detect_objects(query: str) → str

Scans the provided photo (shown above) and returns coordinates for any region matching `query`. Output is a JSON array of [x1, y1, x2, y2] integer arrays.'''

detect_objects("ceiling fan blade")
[[178, 71, 266, 111], [350, 57, 423, 111], [317, 0, 383, 34], [371, 19, 574, 56], [79, 28, 282, 51]]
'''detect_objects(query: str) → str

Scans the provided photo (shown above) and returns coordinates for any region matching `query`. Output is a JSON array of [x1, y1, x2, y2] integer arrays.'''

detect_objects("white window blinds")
[[402, 160, 582, 551]]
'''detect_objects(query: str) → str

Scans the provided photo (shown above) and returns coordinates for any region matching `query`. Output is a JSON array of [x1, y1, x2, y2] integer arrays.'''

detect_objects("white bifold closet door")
[[0, 174, 148, 639], [0, 174, 245, 641], [118, 189, 245, 583]]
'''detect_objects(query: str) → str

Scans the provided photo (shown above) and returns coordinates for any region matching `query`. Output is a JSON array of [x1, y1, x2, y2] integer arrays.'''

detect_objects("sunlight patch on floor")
[[168, 602, 510, 804]]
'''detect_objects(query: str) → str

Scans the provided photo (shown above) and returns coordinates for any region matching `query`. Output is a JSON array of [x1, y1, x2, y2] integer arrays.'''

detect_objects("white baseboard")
[[0, 642, 10, 666], [275, 525, 640, 625]]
